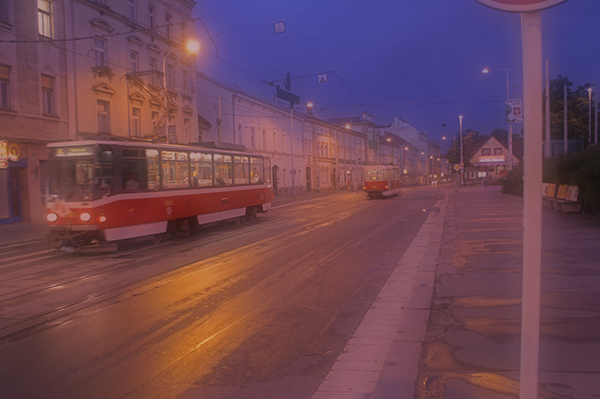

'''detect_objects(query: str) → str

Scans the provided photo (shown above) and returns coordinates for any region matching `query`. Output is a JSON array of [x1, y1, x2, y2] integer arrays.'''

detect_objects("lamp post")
[[483, 67, 513, 170], [333, 123, 351, 189], [290, 102, 312, 197], [588, 87, 593, 144], [459, 115, 464, 185]]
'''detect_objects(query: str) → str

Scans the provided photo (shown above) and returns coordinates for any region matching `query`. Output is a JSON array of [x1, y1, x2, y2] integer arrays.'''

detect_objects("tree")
[[444, 129, 487, 167], [544, 75, 596, 144]]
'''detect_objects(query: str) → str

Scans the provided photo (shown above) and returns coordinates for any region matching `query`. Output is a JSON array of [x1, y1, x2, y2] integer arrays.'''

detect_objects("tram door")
[[272, 165, 279, 195], [0, 167, 22, 224]]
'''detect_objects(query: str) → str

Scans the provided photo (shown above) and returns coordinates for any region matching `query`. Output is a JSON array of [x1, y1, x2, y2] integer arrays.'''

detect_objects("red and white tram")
[[363, 164, 402, 198], [46, 140, 272, 249]]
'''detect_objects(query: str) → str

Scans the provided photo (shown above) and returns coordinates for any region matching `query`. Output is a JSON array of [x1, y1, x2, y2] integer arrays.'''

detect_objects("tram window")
[[122, 148, 160, 191], [250, 157, 264, 184], [233, 156, 250, 185], [190, 152, 213, 187], [213, 154, 232, 186], [161, 151, 190, 189]]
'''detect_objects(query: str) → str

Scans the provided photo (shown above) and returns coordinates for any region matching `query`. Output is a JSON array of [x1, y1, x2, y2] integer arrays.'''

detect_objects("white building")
[[195, 73, 368, 194]]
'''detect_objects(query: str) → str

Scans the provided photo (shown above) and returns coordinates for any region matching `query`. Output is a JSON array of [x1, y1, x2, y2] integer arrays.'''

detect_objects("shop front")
[[0, 140, 47, 226]]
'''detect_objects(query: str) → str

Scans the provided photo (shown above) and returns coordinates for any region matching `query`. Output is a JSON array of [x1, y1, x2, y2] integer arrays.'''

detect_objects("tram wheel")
[[151, 233, 165, 244], [246, 207, 258, 221], [177, 219, 192, 237]]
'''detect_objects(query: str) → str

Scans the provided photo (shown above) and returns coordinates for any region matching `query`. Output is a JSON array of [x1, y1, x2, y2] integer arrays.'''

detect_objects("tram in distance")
[[363, 164, 402, 199], [46, 140, 273, 250]]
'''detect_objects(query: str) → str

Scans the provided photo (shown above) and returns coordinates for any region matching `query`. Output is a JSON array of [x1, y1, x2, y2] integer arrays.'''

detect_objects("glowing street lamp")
[[483, 67, 513, 170]]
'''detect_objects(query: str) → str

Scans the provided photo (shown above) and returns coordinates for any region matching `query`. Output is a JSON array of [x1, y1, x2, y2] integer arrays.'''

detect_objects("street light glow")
[[482, 68, 490, 74], [185, 40, 201, 56]]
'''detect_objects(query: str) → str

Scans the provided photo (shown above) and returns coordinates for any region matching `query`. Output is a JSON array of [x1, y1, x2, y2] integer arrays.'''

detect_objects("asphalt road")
[[0, 186, 444, 399]]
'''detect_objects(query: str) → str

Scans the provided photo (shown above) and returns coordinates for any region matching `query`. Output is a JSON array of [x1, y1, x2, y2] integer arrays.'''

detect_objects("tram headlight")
[[47, 213, 58, 222], [99, 215, 107, 223], [80, 212, 91, 222]]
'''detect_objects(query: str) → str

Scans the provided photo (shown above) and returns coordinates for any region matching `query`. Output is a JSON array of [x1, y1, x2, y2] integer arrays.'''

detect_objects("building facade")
[[0, 0, 197, 225]]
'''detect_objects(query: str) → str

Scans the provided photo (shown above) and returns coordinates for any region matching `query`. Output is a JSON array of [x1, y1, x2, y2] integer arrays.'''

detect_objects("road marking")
[[312, 192, 448, 399]]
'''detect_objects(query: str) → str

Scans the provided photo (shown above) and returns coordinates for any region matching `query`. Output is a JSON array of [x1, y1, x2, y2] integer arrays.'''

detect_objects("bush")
[[504, 146, 600, 213], [500, 164, 524, 196], [544, 147, 600, 213]]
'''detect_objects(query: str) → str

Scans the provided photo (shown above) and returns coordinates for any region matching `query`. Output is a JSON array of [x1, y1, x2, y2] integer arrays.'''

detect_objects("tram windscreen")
[[366, 169, 384, 180], [49, 146, 95, 201]]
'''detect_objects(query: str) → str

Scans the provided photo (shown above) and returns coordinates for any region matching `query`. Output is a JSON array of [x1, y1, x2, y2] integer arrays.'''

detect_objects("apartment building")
[[0, 0, 197, 225]]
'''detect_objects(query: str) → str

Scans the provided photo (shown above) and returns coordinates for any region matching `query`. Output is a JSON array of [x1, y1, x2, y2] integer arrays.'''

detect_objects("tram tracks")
[[0, 194, 376, 339]]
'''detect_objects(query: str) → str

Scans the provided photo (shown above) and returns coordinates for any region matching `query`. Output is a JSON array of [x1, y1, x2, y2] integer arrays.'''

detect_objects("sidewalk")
[[414, 186, 600, 399]]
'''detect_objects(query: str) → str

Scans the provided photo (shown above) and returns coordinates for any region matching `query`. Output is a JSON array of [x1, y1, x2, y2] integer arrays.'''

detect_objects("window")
[[250, 128, 255, 148], [262, 130, 267, 150], [181, 21, 186, 43], [0, 0, 8, 24], [128, 0, 136, 21], [494, 147, 503, 155], [151, 111, 159, 133], [233, 156, 249, 185], [41, 75, 54, 115], [190, 152, 213, 187], [149, 57, 157, 86], [94, 37, 107, 67], [183, 118, 190, 142], [131, 107, 141, 137], [165, 14, 172, 39], [182, 69, 189, 95], [165, 62, 174, 90], [130, 50, 139, 72], [250, 157, 264, 184], [161, 151, 189, 189], [122, 148, 159, 191], [38, 0, 51, 38], [148, 4, 155, 29], [481, 148, 491, 156], [237, 124, 242, 145], [97, 100, 110, 133], [0, 64, 10, 110], [213, 154, 232, 186]]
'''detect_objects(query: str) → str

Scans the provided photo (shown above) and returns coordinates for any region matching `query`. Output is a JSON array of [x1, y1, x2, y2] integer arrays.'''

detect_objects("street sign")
[[474, 0, 567, 12], [276, 86, 300, 105], [506, 99, 523, 123], [453, 164, 461, 172]]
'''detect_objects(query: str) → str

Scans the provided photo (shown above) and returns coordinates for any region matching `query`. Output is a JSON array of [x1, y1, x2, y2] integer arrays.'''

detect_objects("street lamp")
[[459, 115, 464, 185], [483, 67, 513, 170], [588, 87, 593, 144], [333, 123, 351, 189], [290, 101, 312, 197]]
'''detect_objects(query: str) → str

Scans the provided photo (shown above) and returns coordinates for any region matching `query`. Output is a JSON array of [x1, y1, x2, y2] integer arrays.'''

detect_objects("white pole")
[[290, 105, 296, 198], [594, 90, 598, 145], [520, 11, 543, 399], [545, 59, 551, 157], [459, 115, 464, 185], [589, 88, 593, 144], [506, 70, 513, 171], [564, 84, 568, 154]]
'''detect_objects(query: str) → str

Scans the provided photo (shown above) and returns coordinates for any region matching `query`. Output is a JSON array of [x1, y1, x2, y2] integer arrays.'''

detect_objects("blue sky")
[[193, 0, 599, 146]]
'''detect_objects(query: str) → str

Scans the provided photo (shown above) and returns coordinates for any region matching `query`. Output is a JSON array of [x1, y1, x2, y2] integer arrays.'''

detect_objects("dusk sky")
[[193, 0, 599, 148]]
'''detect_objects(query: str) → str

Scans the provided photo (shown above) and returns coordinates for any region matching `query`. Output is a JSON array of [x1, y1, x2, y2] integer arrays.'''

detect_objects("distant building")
[[466, 136, 520, 182]]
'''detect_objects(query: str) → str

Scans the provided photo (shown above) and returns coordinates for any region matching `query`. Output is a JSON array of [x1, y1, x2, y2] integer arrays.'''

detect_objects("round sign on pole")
[[474, 0, 567, 13]]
